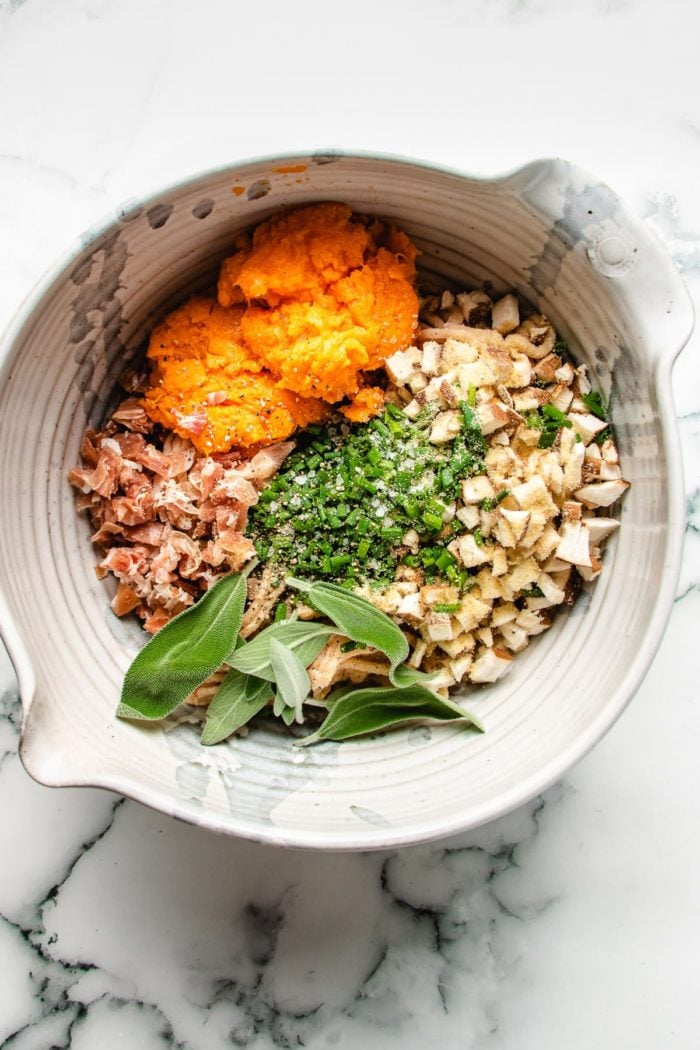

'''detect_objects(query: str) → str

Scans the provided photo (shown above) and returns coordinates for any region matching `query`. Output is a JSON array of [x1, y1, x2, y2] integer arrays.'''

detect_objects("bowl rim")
[[0, 149, 694, 849]]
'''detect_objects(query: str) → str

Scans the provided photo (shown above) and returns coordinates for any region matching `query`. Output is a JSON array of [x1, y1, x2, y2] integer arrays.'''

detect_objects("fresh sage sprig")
[[269, 639, 310, 724], [117, 570, 485, 747], [118, 572, 247, 721], [201, 668, 272, 745], [228, 619, 336, 681], [298, 684, 483, 745], [286, 578, 409, 683]]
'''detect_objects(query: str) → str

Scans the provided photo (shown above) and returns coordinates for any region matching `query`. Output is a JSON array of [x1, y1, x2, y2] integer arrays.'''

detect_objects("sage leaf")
[[390, 664, 441, 689], [228, 620, 335, 681], [201, 667, 272, 745], [118, 572, 247, 721], [269, 639, 310, 723], [281, 705, 297, 726], [298, 684, 483, 745], [292, 581, 409, 682]]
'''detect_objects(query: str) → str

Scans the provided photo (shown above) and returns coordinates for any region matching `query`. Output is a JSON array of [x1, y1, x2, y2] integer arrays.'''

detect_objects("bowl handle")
[[506, 158, 696, 366]]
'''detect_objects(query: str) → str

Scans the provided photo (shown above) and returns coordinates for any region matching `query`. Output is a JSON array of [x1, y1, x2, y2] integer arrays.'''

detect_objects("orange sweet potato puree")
[[143, 203, 418, 453]]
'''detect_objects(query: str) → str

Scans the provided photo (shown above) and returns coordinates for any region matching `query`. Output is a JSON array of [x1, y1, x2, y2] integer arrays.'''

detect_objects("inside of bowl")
[[0, 154, 688, 847]]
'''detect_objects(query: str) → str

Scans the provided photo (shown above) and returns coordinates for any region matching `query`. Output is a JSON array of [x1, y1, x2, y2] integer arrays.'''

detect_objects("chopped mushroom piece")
[[491, 294, 520, 335], [582, 516, 620, 544], [555, 521, 592, 568], [574, 479, 630, 507], [429, 410, 462, 444], [470, 646, 512, 683]]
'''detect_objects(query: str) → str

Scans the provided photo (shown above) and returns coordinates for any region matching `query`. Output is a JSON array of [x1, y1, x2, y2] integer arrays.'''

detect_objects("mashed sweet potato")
[[143, 298, 327, 454], [143, 204, 419, 453]]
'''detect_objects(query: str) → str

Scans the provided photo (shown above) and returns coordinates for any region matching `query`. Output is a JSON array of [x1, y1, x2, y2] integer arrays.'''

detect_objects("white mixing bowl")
[[0, 153, 692, 848]]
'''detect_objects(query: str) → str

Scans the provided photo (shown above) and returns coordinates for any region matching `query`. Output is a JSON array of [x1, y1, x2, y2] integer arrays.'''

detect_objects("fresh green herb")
[[297, 684, 483, 745], [433, 602, 461, 613], [554, 338, 569, 353], [581, 390, 608, 420], [480, 490, 509, 511], [228, 619, 336, 681], [581, 389, 613, 444], [248, 402, 487, 587], [526, 403, 573, 449], [520, 585, 544, 599], [118, 573, 246, 722], [269, 639, 310, 724], [201, 668, 273, 745], [287, 579, 409, 683]]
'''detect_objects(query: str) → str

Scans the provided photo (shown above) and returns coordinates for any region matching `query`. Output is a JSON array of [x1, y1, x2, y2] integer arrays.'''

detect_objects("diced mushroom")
[[494, 508, 531, 547], [491, 547, 508, 577], [598, 461, 623, 481], [461, 475, 496, 504], [561, 500, 582, 523], [456, 289, 492, 324], [491, 294, 520, 335], [562, 440, 585, 494], [385, 348, 421, 384], [425, 612, 454, 642], [421, 341, 442, 376], [534, 353, 563, 384], [456, 504, 481, 529], [574, 479, 630, 507], [548, 383, 574, 415], [454, 594, 493, 632], [491, 602, 518, 627], [449, 654, 473, 683], [470, 646, 512, 683], [499, 622, 529, 652], [536, 572, 566, 605], [429, 410, 462, 444], [554, 362, 575, 384], [510, 475, 559, 519], [581, 516, 620, 544], [555, 521, 592, 567], [448, 533, 491, 568], [568, 412, 609, 445], [507, 353, 532, 388]]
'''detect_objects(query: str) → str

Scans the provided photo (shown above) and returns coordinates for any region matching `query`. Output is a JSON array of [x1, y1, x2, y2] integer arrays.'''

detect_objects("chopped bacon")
[[80, 429, 102, 467], [91, 521, 124, 546], [114, 431, 147, 459], [111, 491, 154, 526], [125, 522, 168, 545], [71, 418, 288, 630], [216, 531, 255, 569], [173, 405, 208, 437], [111, 582, 141, 617], [211, 470, 258, 508], [143, 607, 172, 633], [198, 459, 223, 500], [100, 545, 152, 579], [86, 444, 123, 498], [136, 444, 175, 477], [112, 398, 153, 433], [68, 467, 94, 494], [239, 441, 295, 482]]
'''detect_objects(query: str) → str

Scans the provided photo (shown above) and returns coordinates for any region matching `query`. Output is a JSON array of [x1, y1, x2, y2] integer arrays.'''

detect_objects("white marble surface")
[[1, 0, 699, 1046]]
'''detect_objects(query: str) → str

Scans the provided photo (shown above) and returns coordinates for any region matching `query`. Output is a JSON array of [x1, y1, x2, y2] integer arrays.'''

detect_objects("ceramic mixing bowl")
[[0, 153, 692, 848]]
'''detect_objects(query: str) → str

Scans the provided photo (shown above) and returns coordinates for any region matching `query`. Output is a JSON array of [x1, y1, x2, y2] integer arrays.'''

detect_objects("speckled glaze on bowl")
[[0, 153, 692, 849]]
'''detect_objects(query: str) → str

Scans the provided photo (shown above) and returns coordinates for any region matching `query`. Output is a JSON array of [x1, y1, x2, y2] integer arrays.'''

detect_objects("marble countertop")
[[1, 0, 699, 1046]]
